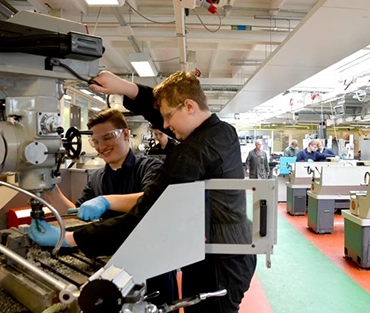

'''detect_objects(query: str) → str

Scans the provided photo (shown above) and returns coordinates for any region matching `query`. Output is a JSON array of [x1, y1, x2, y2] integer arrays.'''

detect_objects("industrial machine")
[[285, 161, 355, 216], [0, 179, 278, 312], [271, 156, 296, 202], [342, 171, 370, 268], [0, 10, 278, 313], [0, 9, 102, 312], [307, 165, 369, 233]]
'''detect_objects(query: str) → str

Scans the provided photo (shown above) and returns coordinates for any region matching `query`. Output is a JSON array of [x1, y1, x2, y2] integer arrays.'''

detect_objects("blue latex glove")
[[28, 219, 71, 247], [77, 196, 110, 221], [307, 159, 314, 162]]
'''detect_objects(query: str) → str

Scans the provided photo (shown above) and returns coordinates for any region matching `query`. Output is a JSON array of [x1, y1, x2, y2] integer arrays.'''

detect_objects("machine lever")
[[158, 289, 227, 312], [143, 291, 160, 301]]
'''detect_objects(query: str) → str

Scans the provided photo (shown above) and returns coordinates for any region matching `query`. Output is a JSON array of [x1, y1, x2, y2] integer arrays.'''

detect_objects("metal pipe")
[[0, 243, 68, 291], [0, 0, 18, 14], [0, 181, 65, 255]]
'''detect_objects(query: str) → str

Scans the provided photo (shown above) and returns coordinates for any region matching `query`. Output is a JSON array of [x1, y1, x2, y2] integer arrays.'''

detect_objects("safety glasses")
[[162, 103, 184, 122], [88, 129, 124, 148]]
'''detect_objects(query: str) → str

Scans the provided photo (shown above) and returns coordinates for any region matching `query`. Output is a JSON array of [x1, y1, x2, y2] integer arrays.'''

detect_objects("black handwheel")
[[63, 127, 82, 159], [78, 279, 123, 313]]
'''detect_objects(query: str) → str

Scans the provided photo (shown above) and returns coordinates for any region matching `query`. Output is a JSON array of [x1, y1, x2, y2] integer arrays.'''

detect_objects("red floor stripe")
[[279, 203, 370, 293], [239, 275, 273, 313], [177, 270, 272, 313]]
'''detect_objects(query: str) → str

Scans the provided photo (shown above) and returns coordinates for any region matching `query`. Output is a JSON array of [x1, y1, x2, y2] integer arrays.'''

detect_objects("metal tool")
[[158, 289, 227, 312]]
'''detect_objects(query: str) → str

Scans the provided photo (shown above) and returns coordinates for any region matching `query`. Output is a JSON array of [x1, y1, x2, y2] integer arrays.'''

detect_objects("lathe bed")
[[0, 220, 105, 313]]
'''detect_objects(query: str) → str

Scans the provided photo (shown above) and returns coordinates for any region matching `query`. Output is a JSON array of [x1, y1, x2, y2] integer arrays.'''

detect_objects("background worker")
[[46, 108, 177, 308], [245, 139, 269, 179], [147, 124, 178, 156], [317, 139, 336, 156], [296, 139, 333, 162], [283, 139, 299, 157], [29, 70, 256, 313]]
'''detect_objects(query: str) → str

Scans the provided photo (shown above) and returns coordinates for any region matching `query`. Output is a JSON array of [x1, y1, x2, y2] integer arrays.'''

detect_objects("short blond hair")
[[153, 71, 208, 110], [308, 139, 318, 147]]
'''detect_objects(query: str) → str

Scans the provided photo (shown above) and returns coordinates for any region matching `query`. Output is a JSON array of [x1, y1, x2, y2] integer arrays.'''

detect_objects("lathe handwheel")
[[78, 279, 123, 313], [63, 127, 82, 159]]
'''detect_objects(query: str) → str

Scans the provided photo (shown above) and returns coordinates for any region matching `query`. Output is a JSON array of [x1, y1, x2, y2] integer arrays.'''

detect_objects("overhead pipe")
[[112, 7, 141, 53], [112, 7, 158, 83]]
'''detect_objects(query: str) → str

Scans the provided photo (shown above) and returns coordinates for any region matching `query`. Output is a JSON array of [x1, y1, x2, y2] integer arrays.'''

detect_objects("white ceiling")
[[224, 0, 370, 114], [4, 0, 370, 123]]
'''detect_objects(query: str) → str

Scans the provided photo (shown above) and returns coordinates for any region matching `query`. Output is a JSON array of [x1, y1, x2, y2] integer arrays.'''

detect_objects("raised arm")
[[89, 71, 175, 138], [89, 71, 139, 99]]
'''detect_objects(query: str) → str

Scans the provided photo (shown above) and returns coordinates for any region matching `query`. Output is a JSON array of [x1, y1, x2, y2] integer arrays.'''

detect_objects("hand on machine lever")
[[67, 196, 110, 221], [28, 219, 72, 248]]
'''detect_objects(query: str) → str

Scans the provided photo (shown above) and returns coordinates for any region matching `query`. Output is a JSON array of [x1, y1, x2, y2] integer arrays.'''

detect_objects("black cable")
[[47, 57, 102, 86], [106, 94, 111, 108], [51, 59, 87, 81]]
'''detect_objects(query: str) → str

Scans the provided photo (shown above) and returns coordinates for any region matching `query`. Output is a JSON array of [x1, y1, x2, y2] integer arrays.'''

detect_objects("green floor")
[[255, 215, 370, 313]]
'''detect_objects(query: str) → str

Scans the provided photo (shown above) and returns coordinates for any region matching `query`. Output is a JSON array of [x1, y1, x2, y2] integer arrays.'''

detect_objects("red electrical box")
[[7, 207, 53, 228]]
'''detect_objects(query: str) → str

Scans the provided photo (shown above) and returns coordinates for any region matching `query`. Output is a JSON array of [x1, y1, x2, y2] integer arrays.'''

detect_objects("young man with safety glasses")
[[46, 108, 162, 221], [45, 108, 178, 308], [29, 71, 256, 313]]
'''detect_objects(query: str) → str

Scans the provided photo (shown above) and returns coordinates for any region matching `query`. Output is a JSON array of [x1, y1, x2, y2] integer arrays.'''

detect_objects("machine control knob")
[[37, 112, 62, 136], [23, 141, 48, 165], [56, 126, 64, 135]]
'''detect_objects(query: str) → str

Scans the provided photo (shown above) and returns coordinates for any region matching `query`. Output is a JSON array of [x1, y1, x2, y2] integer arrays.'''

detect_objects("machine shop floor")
[[238, 203, 370, 313]]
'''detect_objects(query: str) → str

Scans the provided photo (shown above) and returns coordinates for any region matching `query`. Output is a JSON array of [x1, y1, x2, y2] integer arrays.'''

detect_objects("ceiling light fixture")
[[228, 58, 263, 63], [85, 0, 125, 7], [230, 63, 262, 66], [129, 53, 158, 77]]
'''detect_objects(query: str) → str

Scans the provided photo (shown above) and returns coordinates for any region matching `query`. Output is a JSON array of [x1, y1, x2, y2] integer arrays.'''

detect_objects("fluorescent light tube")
[[129, 53, 158, 77], [85, 0, 125, 7]]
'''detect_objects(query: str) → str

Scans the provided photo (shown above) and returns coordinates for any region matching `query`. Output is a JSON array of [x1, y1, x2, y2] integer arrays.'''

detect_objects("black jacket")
[[147, 138, 178, 156], [74, 85, 252, 257], [75, 149, 162, 219]]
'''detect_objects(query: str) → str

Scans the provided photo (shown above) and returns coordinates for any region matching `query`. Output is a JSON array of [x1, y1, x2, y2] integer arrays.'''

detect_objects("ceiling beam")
[[94, 27, 288, 43], [69, 0, 88, 15], [208, 43, 220, 78], [222, 0, 370, 114], [173, 0, 187, 71], [269, 0, 287, 15]]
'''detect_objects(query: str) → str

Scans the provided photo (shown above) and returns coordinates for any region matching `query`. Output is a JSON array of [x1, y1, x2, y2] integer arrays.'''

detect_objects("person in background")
[[283, 139, 299, 157], [317, 139, 336, 156], [356, 150, 361, 160], [296, 139, 333, 162], [29, 70, 256, 313], [45, 108, 178, 308], [245, 139, 269, 179], [148, 124, 178, 156]]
